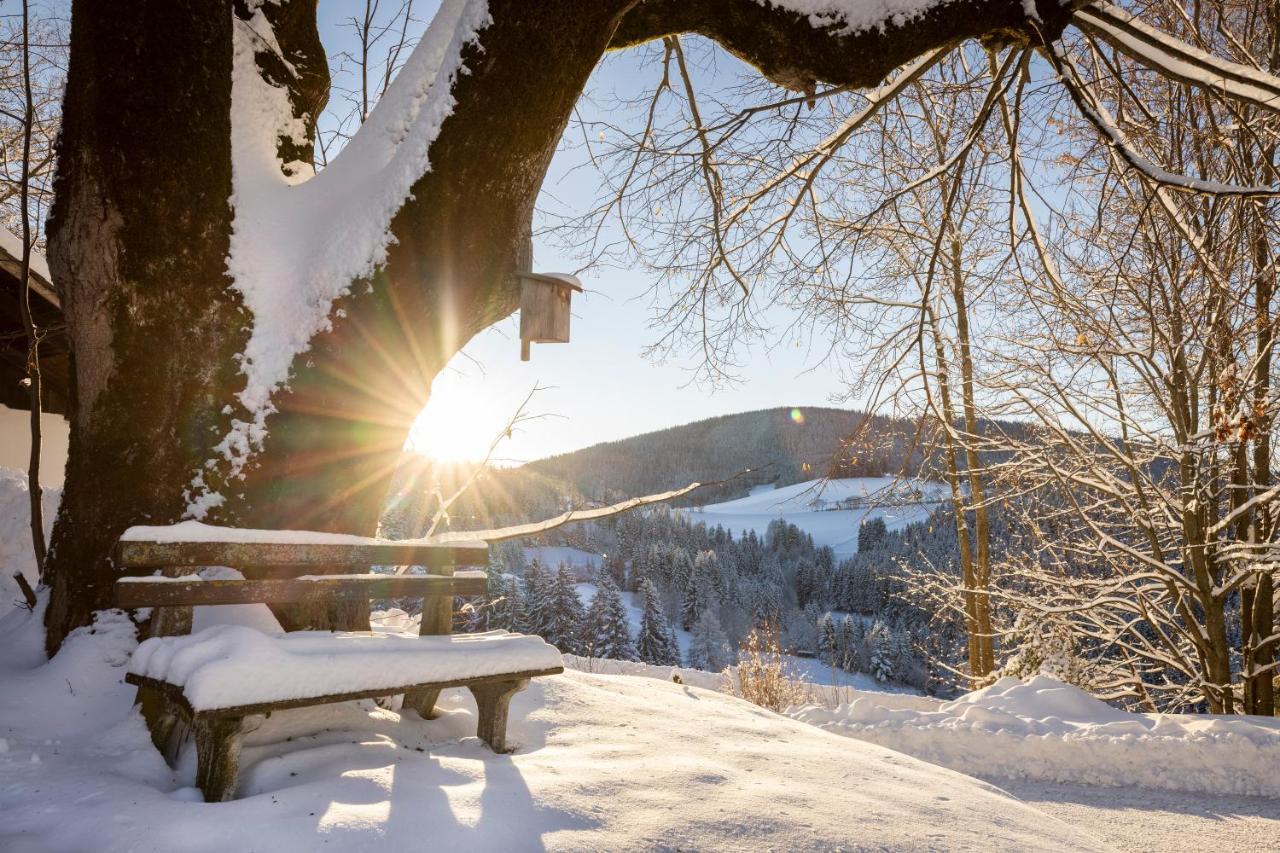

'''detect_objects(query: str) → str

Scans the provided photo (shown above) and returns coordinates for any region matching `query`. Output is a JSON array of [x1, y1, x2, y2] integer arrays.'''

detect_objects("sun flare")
[[407, 371, 505, 463]]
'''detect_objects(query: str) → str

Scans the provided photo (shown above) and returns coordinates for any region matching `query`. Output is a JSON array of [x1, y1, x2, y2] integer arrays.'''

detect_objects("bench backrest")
[[114, 534, 489, 638]]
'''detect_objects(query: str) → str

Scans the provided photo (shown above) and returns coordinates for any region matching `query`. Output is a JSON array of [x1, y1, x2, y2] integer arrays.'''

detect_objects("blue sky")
[[316, 3, 851, 464]]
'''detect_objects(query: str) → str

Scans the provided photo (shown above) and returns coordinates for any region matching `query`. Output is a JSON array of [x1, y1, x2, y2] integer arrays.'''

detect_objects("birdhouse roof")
[[517, 271, 583, 292]]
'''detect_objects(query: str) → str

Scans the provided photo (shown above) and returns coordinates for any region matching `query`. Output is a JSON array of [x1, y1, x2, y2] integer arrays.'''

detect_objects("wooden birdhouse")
[[518, 271, 582, 361]]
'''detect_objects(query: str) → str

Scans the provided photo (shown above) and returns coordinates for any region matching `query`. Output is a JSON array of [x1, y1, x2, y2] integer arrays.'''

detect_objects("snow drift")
[[790, 674, 1280, 797]]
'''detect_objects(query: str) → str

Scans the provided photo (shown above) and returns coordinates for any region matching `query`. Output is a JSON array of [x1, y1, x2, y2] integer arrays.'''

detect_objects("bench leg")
[[468, 678, 528, 754], [403, 688, 442, 720], [136, 686, 188, 767], [194, 716, 245, 803]]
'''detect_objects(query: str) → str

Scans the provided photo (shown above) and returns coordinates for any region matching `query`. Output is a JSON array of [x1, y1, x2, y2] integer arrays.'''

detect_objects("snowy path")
[[1001, 780, 1280, 853]]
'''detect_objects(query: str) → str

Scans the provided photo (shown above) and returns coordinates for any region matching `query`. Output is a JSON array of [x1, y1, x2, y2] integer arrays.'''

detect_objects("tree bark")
[[43, 0, 1071, 652], [44, 0, 243, 653]]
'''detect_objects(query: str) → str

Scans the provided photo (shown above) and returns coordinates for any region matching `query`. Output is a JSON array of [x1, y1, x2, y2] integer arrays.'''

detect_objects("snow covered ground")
[[0, 601, 1104, 852], [0, 467, 58, 605], [561, 657, 1280, 850], [1003, 779, 1280, 853], [789, 675, 1280, 797], [683, 476, 947, 558], [4, 468, 1280, 850]]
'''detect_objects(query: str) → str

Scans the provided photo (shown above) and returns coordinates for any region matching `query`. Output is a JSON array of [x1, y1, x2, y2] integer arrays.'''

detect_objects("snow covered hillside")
[[0, 602, 1104, 852], [684, 477, 946, 558]]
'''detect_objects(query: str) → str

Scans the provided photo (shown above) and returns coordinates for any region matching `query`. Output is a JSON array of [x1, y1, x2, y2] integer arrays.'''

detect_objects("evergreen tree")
[[582, 575, 638, 661], [858, 516, 888, 552], [694, 549, 723, 596], [868, 620, 894, 683], [817, 612, 838, 665], [680, 567, 709, 631], [495, 539, 526, 575], [667, 546, 694, 593], [839, 616, 863, 672], [636, 578, 681, 666], [491, 573, 523, 631], [521, 559, 553, 637], [603, 551, 627, 589], [687, 608, 735, 672], [668, 625, 684, 667], [543, 563, 586, 654], [999, 610, 1094, 691]]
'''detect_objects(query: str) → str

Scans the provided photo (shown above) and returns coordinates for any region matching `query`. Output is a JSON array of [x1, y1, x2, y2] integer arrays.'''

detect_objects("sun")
[[407, 371, 505, 463]]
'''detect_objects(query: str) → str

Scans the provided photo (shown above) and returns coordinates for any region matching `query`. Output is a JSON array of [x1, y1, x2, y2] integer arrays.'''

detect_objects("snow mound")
[[130, 626, 562, 711], [790, 674, 1280, 797], [0, 602, 1104, 851]]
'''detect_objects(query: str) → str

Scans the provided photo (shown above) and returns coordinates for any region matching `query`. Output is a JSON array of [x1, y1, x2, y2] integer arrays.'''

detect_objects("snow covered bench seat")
[[127, 626, 564, 714], [125, 628, 562, 800], [111, 524, 564, 802]]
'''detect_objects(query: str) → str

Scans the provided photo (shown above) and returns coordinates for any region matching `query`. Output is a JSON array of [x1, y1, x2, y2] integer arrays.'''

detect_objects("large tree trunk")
[[42, 0, 1072, 653], [43, 0, 244, 652]]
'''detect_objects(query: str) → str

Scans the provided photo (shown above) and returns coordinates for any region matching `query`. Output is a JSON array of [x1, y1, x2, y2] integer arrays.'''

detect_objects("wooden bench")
[[113, 528, 564, 802]]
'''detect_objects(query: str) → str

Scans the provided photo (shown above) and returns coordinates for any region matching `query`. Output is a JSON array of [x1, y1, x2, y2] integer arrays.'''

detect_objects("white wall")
[[0, 405, 69, 487]]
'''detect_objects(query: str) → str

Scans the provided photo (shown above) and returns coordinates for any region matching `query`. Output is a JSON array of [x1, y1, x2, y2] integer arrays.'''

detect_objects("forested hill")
[[515, 407, 923, 506], [385, 407, 925, 532]]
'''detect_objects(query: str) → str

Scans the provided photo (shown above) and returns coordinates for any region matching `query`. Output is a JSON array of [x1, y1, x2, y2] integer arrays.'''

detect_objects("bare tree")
[[0, 4, 63, 246], [558, 0, 1280, 712]]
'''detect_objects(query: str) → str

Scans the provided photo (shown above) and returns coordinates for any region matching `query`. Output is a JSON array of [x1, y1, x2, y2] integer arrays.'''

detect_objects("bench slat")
[[116, 572, 487, 608], [125, 667, 565, 719], [114, 539, 488, 570]]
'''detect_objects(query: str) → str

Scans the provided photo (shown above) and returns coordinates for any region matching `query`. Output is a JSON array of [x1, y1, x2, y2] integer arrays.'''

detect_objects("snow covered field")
[[525, 546, 601, 575], [683, 477, 947, 558], [0, 601, 1103, 852]]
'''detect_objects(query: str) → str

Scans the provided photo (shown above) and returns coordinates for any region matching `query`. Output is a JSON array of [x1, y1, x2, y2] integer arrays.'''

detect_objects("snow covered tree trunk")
[[40, 0, 1081, 653]]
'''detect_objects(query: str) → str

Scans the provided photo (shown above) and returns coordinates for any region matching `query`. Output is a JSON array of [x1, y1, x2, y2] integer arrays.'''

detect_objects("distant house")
[[0, 228, 69, 415]]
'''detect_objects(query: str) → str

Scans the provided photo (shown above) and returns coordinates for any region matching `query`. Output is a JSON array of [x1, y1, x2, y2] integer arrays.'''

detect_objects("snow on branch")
[[1046, 41, 1280, 198], [1076, 3, 1280, 115], [188, 0, 491, 517], [755, 0, 955, 37], [422, 481, 704, 545], [723, 46, 948, 233]]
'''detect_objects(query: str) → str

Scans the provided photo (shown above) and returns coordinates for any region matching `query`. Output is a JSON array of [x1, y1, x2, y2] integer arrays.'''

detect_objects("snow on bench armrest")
[[128, 625, 562, 712]]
